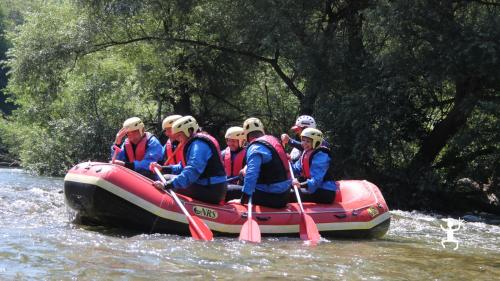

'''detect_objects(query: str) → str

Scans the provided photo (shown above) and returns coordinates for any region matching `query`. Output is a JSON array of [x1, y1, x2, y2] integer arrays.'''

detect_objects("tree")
[[3, 0, 298, 174], [346, 0, 499, 208], [0, 5, 13, 114], [2, 0, 498, 213]]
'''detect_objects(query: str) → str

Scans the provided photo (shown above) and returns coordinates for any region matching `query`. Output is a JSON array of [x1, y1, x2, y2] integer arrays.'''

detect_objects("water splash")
[[0, 168, 499, 280]]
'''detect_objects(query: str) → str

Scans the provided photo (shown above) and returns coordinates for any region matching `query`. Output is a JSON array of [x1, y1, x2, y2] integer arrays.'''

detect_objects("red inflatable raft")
[[64, 162, 390, 238]]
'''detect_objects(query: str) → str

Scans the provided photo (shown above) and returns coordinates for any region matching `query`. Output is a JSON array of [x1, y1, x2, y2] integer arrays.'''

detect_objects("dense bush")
[[0, 0, 498, 211]]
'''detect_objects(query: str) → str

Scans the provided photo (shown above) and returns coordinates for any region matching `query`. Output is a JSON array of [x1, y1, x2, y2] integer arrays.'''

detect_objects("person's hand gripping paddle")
[[153, 168, 213, 241]]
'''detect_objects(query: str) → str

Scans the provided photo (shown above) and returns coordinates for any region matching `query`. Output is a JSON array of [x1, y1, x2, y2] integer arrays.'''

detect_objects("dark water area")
[[0, 168, 499, 280]]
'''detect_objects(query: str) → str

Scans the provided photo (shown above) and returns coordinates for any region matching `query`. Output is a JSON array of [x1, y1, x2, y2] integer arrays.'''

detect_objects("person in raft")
[[221, 126, 247, 201], [111, 117, 163, 179], [281, 115, 329, 162], [160, 114, 183, 166], [229, 117, 291, 209], [150, 116, 227, 204], [221, 126, 246, 184], [290, 128, 337, 204]]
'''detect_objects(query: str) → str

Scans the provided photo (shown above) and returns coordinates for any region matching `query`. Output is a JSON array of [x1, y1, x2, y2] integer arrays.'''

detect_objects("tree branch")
[[433, 147, 497, 169], [91, 36, 161, 51], [409, 77, 481, 171], [204, 91, 245, 113], [465, 0, 500, 7], [86, 35, 306, 101], [267, 49, 305, 101]]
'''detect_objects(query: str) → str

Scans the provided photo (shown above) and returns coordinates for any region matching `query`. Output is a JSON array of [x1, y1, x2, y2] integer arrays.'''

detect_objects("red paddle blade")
[[188, 216, 213, 241], [239, 219, 261, 243], [299, 214, 321, 244]]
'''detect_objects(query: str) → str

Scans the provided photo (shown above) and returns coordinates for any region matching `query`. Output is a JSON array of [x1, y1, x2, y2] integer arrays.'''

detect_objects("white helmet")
[[171, 115, 199, 137], [301, 128, 323, 149], [162, 115, 182, 130], [225, 126, 245, 140], [243, 117, 265, 137], [123, 117, 144, 132], [292, 115, 316, 130]]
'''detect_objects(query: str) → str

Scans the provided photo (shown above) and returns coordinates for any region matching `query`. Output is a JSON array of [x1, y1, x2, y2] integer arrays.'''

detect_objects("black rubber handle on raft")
[[240, 214, 271, 221], [256, 216, 271, 221]]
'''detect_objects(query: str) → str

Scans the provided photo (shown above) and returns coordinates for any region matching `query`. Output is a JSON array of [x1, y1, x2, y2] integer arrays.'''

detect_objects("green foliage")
[[0, 0, 498, 212], [3, 48, 147, 175], [437, 101, 499, 186], [0, 4, 14, 114]]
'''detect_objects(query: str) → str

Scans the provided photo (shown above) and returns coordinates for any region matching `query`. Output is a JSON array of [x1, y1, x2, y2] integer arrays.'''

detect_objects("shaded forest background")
[[0, 0, 498, 213]]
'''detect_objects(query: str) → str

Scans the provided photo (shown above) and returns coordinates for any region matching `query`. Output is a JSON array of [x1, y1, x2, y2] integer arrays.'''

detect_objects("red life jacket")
[[300, 146, 335, 181], [124, 132, 151, 162], [164, 139, 184, 165], [223, 147, 246, 177], [250, 135, 291, 184], [301, 149, 314, 178]]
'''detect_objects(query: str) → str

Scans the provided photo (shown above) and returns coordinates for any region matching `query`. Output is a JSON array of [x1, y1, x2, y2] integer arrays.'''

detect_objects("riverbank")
[[382, 176, 499, 218], [0, 152, 19, 167]]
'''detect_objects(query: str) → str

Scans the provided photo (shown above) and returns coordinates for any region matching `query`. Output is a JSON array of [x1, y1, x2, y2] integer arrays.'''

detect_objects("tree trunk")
[[173, 83, 192, 116], [298, 1, 369, 115], [490, 156, 499, 196], [346, 6, 366, 62], [300, 86, 317, 115], [409, 77, 481, 171], [156, 95, 162, 126]]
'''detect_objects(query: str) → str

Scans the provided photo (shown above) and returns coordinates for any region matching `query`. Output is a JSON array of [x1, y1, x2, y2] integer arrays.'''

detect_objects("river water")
[[0, 168, 499, 280]]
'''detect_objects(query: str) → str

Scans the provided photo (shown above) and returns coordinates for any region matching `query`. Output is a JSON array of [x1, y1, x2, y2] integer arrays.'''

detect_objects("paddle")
[[154, 167, 213, 241], [226, 176, 239, 183], [149, 142, 182, 233], [111, 145, 121, 164], [239, 195, 261, 243], [157, 173, 238, 182], [288, 161, 321, 244]]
